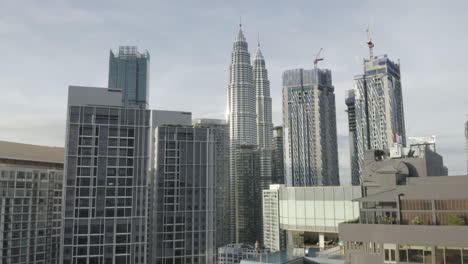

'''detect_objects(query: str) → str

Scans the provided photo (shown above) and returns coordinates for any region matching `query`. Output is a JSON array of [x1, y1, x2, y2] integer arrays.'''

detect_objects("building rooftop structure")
[[0, 140, 64, 168], [339, 149, 468, 264]]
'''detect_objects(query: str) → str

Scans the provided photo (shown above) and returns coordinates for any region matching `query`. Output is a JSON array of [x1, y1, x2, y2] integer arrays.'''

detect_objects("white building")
[[218, 244, 269, 264], [262, 185, 286, 252]]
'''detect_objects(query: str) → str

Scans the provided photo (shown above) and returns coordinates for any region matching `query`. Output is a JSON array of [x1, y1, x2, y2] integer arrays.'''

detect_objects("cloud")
[[0, 0, 466, 178]]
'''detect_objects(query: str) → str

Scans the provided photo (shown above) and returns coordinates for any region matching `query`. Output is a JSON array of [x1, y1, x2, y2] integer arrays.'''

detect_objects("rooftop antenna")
[[366, 27, 375, 60], [257, 32, 260, 47], [239, 16, 242, 28]]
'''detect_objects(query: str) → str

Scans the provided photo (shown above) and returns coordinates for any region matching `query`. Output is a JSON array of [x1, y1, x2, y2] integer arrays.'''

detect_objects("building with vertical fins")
[[109, 46, 150, 109], [227, 25, 260, 244], [62, 86, 150, 264], [271, 126, 285, 184], [345, 89, 360, 185], [282, 68, 340, 187], [347, 37, 406, 184], [150, 112, 217, 264], [193, 119, 231, 248]]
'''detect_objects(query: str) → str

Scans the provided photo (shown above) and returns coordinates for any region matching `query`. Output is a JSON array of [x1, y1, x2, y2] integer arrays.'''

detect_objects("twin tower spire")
[[227, 24, 273, 243]]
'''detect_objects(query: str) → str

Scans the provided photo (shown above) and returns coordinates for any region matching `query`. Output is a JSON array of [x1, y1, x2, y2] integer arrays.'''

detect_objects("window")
[[384, 249, 396, 262]]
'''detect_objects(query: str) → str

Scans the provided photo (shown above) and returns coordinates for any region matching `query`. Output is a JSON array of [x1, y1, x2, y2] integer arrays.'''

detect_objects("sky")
[[1, 0, 467, 184]]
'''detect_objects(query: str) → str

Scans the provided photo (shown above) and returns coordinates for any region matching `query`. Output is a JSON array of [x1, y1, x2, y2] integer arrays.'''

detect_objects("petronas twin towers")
[[227, 25, 273, 243]]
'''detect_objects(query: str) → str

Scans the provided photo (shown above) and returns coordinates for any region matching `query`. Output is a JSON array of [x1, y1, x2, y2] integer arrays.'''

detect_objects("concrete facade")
[[339, 149, 467, 264], [282, 68, 340, 187]]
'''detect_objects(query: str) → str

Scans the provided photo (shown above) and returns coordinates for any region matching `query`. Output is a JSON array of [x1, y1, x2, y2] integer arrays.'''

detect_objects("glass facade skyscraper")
[[109, 46, 150, 109], [271, 126, 284, 185], [282, 68, 340, 187], [193, 119, 231, 248]]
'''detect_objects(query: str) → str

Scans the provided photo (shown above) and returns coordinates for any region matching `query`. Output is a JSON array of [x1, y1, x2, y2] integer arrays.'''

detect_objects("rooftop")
[[0, 141, 64, 164]]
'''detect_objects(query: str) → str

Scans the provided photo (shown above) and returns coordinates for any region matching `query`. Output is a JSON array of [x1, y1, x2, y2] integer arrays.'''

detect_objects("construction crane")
[[366, 27, 374, 59], [313, 48, 324, 70]]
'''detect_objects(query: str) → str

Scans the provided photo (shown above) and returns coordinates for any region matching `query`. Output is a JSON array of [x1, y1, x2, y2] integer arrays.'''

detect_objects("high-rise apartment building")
[[345, 89, 360, 185], [109, 46, 150, 109], [271, 126, 285, 184], [347, 45, 406, 184], [282, 68, 340, 186], [62, 86, 150, 264], [227, 25, 261, 243], [150, 121, 217, 264], [193, 119, 231, 248], [262, 185, 286, 252], [254, 44, 273, 192], [0, 141, 63, 264]]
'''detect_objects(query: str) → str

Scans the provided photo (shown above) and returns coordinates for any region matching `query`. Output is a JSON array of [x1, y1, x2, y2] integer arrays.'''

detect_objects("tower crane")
[[313, 48, 324, 70]]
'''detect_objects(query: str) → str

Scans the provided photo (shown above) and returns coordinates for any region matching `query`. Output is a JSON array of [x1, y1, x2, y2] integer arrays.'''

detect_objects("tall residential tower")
[[62, 86, 150, 264], [282, 68, 340, 186], [347, 39, 406, 184]]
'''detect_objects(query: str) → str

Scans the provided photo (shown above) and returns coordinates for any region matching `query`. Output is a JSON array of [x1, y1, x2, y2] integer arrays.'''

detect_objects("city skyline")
[[1, 0, 467, 183]]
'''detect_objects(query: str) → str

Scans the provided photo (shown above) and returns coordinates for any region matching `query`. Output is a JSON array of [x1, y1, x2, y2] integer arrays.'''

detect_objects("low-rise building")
[[339, 147, 467, 264], [0, 141, 64, 264], [262, 184, 361, 253], [218, 244, 269, 264]]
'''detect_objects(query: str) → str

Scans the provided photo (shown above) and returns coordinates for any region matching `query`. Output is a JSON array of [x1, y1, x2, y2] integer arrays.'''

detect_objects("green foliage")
[[411, 216, 422, 225], [345, 218, 359, 223], [379, 215, 395, 224], [448, 214, 465, 226]]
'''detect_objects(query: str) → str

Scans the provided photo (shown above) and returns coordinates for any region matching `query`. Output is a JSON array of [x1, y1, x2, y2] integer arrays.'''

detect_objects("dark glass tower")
[[109, 46, 150, 109]]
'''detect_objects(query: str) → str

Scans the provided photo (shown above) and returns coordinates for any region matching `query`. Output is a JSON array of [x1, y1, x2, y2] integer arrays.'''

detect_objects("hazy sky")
[[1, 0, 467, 184]]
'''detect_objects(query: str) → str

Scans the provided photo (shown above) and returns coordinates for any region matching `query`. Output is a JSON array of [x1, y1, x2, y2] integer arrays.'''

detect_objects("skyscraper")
[[62, 86, 150, 264], [150, 123, 217, 264], [0, 141, 64, 264], [193, 119, 231, 248], [345, 89, 360, 185], [226, 25, 260, 243], [347, 41, 406, 184], [282, 68, 340, 186], [253, 42, 273, 192], [271, 126, 284, 184], [109, 46, 150, 109]]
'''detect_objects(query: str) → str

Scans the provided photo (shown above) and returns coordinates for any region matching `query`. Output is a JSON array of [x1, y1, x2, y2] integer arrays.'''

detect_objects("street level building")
[[282, 68, 340, 186], [62, 86, 150, 264], [218, 244, 269, 264], [0, 141, 64, 264], [338, 147, 465, 264]]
